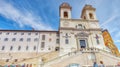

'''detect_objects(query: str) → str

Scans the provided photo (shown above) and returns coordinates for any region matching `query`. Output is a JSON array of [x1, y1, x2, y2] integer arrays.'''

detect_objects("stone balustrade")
[[1, 48, 120, 67], [82, 65, 118, 67], [79, 48, 99, 53]]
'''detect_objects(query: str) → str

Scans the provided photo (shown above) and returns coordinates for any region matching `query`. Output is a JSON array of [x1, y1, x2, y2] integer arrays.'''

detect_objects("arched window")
[[89, 13, 94, 19], [64, 11, 68, 18], [84, 16, 86, 19], [77, 24, 86, 29], [78, 24, 82, 29]]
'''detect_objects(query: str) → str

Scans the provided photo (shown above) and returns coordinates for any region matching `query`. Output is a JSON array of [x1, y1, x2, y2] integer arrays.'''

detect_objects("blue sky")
[[0, 0, 120, 50]]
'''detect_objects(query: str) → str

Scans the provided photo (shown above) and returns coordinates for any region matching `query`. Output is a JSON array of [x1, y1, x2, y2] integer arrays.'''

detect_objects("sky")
[[0, 0, 120, 50]]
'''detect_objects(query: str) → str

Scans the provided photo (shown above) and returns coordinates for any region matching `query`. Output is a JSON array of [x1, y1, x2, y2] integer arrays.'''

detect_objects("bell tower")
[[59, 3, 72, 19], [81, 5, 97, 20]]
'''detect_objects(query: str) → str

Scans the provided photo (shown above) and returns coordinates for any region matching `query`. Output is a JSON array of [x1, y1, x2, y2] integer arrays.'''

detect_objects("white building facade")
[[0, 31, 59, 53], [1, 3, 117, 67], [0, 3, 106, 54]]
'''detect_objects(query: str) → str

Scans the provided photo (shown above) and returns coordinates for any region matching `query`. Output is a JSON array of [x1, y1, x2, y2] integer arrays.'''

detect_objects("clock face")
[[63, 21, 69, 26]]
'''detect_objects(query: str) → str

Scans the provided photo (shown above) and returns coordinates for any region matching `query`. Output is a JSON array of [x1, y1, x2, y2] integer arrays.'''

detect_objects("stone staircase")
[[97, 48, 120, 66], [0, 52, 43, 65], [42, 48, 120, 67], [10, 51, 59, 65], [1, 48, 120, 67], [41, 51, 59, 62], [43, 49, 84, 67]]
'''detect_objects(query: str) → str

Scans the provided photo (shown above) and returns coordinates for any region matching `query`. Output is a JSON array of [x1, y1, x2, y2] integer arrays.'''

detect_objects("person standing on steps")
[[93, 62, 98, 67], [99, 61, 105, 67]]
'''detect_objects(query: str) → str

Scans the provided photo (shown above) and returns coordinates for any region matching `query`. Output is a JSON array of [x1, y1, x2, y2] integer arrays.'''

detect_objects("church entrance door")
[[80, 40, 86, 48]]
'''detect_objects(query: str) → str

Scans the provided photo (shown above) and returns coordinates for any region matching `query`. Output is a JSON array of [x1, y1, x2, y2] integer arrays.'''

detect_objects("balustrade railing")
[[1, 48, 120, 67], [43, 49, 84, 65], [82, 65, 118, 67], [96, 48, 120, 58]]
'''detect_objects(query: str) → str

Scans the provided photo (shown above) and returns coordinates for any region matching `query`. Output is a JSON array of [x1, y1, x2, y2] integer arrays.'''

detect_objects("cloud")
[[115, 40, 120, 43], [0, 0, 53, 30], [109, 28, 118, 34], [100, 15, 117, 27], [115, 31, 120, 38]]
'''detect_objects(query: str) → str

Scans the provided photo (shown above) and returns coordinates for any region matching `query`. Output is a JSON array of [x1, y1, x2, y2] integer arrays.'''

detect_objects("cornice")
[[59, 27, 102, 31], [60, 18, 99, 22], [0, 30, 58, 33]]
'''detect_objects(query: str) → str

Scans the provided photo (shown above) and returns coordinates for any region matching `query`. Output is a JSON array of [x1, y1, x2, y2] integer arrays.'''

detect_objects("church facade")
[[59, 3, 106, 55], [0, 3, 120, 67]]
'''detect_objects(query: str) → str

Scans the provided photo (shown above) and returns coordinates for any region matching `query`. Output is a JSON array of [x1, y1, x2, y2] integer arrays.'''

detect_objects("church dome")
[[60, 2, 71, 9]]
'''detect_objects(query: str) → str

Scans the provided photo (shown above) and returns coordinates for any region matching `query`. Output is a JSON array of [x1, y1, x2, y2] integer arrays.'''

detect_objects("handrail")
[[43, 48, 120, 66], [43, 49, 84, 65], [15, 48, 99, 64], [4, 48, 120, 65], [12, 51, 58, 64], [96, 48, 120, 58], [82, 65, 118, 67]]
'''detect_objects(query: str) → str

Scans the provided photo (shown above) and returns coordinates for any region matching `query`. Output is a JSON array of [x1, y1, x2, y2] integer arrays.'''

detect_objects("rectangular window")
[[80, 40, 86, 48], [78, 24, 82, 29], [21, 33, 24, 35], [18, 46, 21, 50], [28, 32, 31, 35], [65, 39, 69, 44], [56, 39, 59, 44], [41, 42, 45, 48], [19, 38, 23, 41], [10, 46, 13, 51], [12, 38, 16, 41], [56, 33, 59, 37], [4, 38, 8, 41], [34, 38, 38, 42], [27, 38, 31, 42], [0, 32, 2, 35], [35, 33, 38, 35], [14, 32, 17, 35], [6, 32, 9, 35], [34, 46, 36, 50], [26, 46, 28, 50], [42, 35, 45, 40], [2, 46, 5, 50]]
